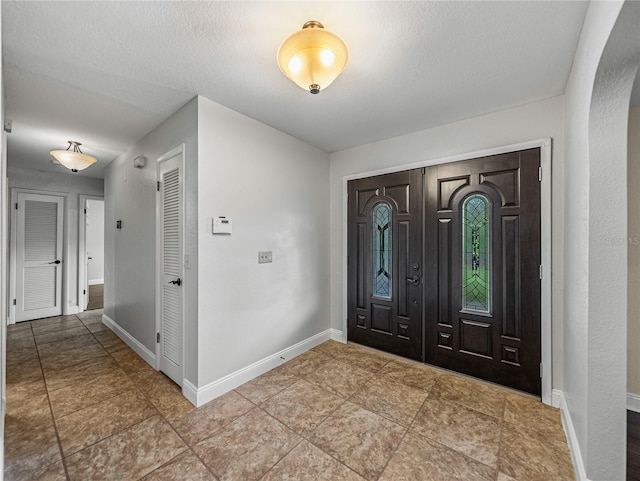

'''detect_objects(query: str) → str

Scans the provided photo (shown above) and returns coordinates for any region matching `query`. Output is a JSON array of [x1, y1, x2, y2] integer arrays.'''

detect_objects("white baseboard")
[[88, 279, 104, 286], [102, 314, 156, 367], [556, 390, 588, 481], [330, 328, 345, 342], [552, 388, 563, 408], [190, 329, 333, 407], [628, 392, 640, 413], [65, 306, 79, 315]]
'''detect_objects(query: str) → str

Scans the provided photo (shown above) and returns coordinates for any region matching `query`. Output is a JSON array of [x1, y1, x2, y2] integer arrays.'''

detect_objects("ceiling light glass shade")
[[277, 21, 348, 94], [50, 141, 97, 172]]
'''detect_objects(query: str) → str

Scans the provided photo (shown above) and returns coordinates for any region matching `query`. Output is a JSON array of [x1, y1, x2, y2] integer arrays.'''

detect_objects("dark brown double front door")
[[347, 148, 541, 395]]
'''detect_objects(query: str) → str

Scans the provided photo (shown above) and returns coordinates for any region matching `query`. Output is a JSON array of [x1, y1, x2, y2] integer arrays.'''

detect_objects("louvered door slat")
[[163, 169, 180, 277]]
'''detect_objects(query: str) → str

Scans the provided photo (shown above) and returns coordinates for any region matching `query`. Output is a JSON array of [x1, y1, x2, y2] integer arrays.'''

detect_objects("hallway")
[[4, 315, 574, 480]]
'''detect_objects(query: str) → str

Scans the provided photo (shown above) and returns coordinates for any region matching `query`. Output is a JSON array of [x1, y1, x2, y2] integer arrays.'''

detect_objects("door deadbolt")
[[412, 263, 420, 271]]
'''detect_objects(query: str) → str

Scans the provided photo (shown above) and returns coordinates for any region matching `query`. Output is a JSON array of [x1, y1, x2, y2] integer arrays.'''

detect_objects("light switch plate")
[[258, 251, 272, 264]]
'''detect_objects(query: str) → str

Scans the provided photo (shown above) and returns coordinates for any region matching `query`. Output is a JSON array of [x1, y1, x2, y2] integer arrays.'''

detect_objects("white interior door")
[[158, 149, 183, 385], [15, 193, 64, 322]]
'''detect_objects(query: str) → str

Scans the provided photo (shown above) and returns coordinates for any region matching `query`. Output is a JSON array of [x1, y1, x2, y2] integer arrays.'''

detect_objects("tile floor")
[[4, 311, 576, 481]]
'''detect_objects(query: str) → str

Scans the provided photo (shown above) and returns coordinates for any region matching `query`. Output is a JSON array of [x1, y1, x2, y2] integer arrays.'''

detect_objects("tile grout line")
[[31, 317, 73, 481], [371, 372, 432, 481]]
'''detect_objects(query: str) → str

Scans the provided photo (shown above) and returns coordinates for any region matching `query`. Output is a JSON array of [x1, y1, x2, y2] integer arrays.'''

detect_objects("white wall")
[[86, 199, 104, 284], [630, 106, 640, 398], [0, 1, 6, 471], [329, 96, 565, 390], [562, 1, 632, 479], [196, 96, 330, 387], [8, 166, 104, 314], [104, 97, 198, 382]]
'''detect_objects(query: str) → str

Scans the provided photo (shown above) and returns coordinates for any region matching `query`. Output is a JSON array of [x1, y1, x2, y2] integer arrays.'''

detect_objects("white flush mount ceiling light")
[[50, 141, 97, 172], [277, 20, 348, 94]]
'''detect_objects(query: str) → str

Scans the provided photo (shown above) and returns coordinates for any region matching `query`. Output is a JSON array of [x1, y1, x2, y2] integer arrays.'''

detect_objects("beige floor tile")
[[194, 408, 301, 481], [350, 375, 427, 427], [78, 309, 103, 321], [25, 461, 68, 481], [309, 402, 405, 480], [43, 355, 121, 392], [142, 451, 216, 481], [314, 341, 390, 373], [261, 379, 345, 436], [84, 321, 109, 333], [282, 350, 331, 378], [262, 440, 366, 481], [235, 365, 298, 404], [379, 431, 496, 481], [378, 358, 440, 391], [433, 373, 507, 418], [111, 347, 155, 374], [6, 345, 39, 363], [31, 313, 78, 324], [65, 416, 187, 481], [7, 332, 36, 349], [504, 393, 566, 443], [497, 473, 518, 481], [305, 359, 373, 398], [7, 357, 43, 386], [156, 395, 196, 420], [499, 423, 575, 481], [411, 395, 502, 468], [171, 390, 254, 445], [31, 316, 84, 335], [57, 389, 158, 456], [49, 368, 135, 418], [92, 329, 129, 353], [38, 334, 108, 372], [7, 321, 33, 333], [129, 369, 186, 412], [4, 420, 63, 481], [34, 325, 91, 345], [5, 384, 52, 438]]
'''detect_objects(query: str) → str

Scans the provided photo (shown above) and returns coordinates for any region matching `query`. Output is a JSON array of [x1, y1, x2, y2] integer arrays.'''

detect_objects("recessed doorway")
[[347, 148, 542, 395]]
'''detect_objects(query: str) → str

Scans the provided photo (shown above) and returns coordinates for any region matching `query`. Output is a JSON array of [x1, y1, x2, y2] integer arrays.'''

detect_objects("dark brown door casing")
[[347, 169, 424, 361]]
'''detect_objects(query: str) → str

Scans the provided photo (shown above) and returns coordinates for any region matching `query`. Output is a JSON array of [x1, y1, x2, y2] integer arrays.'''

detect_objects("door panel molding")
[[342, 138, 553, 404]]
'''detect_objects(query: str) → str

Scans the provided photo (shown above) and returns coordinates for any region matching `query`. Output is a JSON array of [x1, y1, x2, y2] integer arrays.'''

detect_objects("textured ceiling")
[[3, 1, 591, 179]]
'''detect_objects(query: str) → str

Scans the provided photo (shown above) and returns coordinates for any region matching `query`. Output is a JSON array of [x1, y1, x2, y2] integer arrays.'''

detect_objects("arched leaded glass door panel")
[[462, 194, 491, 313], [347, 169, 424, 361]]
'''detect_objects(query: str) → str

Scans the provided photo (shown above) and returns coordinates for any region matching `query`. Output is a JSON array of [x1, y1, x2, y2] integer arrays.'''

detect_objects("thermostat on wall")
[[213, 216, 232, 235]]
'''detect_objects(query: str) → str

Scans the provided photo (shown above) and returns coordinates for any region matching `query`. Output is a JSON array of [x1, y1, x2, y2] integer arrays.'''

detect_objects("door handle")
[[406, 275, 420, 286], [169, 278, 182, 286], [48, 260, 61, 265]]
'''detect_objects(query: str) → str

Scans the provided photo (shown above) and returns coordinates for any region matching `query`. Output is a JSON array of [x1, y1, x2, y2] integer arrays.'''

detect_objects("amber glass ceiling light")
[[277, 20, 348, 94], [50, 141, 97, 172]]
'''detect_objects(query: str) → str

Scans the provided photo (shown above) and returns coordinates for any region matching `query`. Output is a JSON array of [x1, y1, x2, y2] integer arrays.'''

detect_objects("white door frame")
[[77, 195, 104, 313], [9, 188, 69, 324], [342, 138, 553, 405], [155, 143, 186, 384]]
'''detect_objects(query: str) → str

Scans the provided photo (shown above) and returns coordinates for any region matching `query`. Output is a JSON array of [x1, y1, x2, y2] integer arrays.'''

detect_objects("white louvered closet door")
[[159, 150, 183, 386], [15, 193, 64, 322]]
